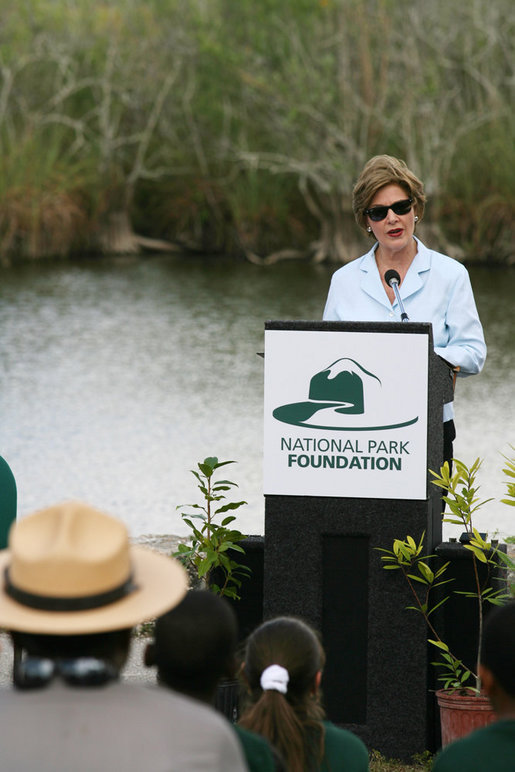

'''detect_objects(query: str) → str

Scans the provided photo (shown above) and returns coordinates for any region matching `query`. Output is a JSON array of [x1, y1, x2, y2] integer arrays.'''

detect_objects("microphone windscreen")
[[384, 269, 401, 287]]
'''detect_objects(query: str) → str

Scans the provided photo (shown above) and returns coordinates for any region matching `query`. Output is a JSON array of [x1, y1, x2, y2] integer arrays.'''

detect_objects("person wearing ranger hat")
[[0, 501, 248, 772]]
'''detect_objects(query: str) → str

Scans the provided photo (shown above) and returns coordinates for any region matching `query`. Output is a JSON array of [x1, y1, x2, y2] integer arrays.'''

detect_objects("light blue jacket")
[[322, 238, 487, 420]]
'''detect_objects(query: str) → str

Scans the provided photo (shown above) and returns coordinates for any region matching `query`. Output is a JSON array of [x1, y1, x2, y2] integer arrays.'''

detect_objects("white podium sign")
[[264, 329, 429, 500]]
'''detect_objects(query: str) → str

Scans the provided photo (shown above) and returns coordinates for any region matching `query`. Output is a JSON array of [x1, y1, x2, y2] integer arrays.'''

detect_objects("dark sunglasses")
[[364, 197, 413, 222], [13, 656, 118, 690]]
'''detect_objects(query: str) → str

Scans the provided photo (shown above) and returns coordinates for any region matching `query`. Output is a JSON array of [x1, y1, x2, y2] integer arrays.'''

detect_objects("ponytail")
[[239, 689, 323, 770], [238, 617, 327, 770]]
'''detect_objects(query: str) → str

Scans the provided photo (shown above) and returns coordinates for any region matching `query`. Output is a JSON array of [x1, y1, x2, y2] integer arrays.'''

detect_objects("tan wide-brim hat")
[[0, 501, 188, 635]]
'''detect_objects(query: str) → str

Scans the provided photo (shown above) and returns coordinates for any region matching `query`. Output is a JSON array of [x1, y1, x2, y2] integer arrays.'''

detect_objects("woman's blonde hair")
[[352, 155, 426, 232]]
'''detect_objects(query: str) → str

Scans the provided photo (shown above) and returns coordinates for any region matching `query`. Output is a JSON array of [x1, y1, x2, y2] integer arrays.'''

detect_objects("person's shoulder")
[[330, 249, 373, 280], [126, 685, 248, 769], [113, 683, 237, 732], [432, 720, 515, 771], [0, 682, 248, 772], [233, 725, 279, 771], [323, 719, 365, 742], [233, 724, 269, 748], [418, 240, 469, 276], [322, 720, 369, 761], [492, 717, 515, 735]]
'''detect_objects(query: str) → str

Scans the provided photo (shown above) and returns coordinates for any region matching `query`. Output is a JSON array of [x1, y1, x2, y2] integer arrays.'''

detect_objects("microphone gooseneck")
[[384, 270, 409, 322]]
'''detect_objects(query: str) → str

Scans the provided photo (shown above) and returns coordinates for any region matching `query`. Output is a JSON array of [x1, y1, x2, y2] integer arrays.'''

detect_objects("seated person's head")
[[0, 501, 187, 688], [480, 601, 515, 714], [242, 616, 325, 704], [145, 590, 238, 701], [238, 616, 326, 771]]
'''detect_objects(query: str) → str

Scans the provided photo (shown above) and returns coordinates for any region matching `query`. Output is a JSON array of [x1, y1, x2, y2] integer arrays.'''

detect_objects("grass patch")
[[133, 620, 155, 638], [369, 750, 433, 771]]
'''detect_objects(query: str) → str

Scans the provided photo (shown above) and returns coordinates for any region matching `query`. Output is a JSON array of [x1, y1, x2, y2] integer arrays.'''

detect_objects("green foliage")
[[378, 451, 514, 694], [377, 530, 477, 693], [501, 446, 515, 507], [0, 128, 94, 257], [428, 642, 475, 693], [0, 0, 513, 260], [442, 122, 515, 261], [430, 457, 493, 529], [173, 457, 250, 600], [432, 452, 515, 600]]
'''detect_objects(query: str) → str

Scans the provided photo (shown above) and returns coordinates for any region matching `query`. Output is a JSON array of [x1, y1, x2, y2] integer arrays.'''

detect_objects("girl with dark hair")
[[238, 616, 369, 771]]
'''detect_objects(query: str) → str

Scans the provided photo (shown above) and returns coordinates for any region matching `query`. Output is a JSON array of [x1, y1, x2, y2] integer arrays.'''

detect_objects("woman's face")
[[366, 183, 416, 254]]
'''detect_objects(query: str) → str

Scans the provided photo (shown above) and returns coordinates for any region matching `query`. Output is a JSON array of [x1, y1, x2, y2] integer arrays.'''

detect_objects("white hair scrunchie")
[[260, 664, 289, 694]]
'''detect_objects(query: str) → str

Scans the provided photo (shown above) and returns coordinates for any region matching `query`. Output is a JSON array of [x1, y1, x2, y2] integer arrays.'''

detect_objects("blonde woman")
[[323, 154, 486, 465]]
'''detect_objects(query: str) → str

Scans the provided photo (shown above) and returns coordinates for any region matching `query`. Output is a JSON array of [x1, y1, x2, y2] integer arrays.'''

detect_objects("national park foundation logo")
[[272, 357, 419, 431], [264, 333, 428, 498]]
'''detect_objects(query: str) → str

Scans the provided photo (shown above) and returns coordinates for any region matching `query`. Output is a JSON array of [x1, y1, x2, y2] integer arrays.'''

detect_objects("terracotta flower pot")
[[436, 689, 496, 747]]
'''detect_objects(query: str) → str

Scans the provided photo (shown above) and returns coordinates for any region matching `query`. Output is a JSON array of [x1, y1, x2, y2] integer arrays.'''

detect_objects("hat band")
[[3, 568, 138, 612]]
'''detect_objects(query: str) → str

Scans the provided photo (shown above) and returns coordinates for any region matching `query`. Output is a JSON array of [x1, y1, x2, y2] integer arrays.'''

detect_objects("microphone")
[[384, 270, 409, 322]]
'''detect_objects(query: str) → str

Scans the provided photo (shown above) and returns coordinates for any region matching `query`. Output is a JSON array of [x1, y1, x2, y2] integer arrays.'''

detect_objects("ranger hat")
[[0, 501, 187, 635]]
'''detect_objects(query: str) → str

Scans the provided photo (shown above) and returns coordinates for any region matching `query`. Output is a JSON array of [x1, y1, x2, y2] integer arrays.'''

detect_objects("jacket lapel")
[[360, 239, 432, 308], [399, 242, 431, 301], [360, 248, 390, 309]]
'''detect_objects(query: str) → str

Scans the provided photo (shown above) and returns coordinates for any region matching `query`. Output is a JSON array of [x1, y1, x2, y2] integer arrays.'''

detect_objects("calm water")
[[1, 255, 514, 540]]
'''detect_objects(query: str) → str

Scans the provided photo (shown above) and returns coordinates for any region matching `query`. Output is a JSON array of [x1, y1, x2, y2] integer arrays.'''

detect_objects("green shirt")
[[235, 721, 369, 771], [234, 725, 279, 771], [321, 721, 369, 771], [432, 719, 515, 772]]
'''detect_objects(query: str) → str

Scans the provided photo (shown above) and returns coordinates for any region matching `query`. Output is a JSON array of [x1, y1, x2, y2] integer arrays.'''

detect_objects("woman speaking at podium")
[[323, 154, 486, 465]]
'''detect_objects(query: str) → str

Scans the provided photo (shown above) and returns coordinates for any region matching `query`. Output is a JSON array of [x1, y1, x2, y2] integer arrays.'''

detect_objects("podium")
[[263, 320, 454, 759]]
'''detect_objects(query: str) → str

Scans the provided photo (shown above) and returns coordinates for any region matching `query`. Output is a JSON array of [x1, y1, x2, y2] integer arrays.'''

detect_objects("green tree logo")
[[273, 357, 381, 427]]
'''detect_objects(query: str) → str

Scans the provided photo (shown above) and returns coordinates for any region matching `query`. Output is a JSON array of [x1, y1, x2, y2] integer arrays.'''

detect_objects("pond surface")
[[1, 254, 514, 540]]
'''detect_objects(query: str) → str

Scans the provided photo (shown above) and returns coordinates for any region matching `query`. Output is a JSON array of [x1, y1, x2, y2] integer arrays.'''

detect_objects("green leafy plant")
[[500, 447, 515, 507], [173, 457, 250, 599], [497, 447, 515, 596], [377, 450, 514, 695]]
